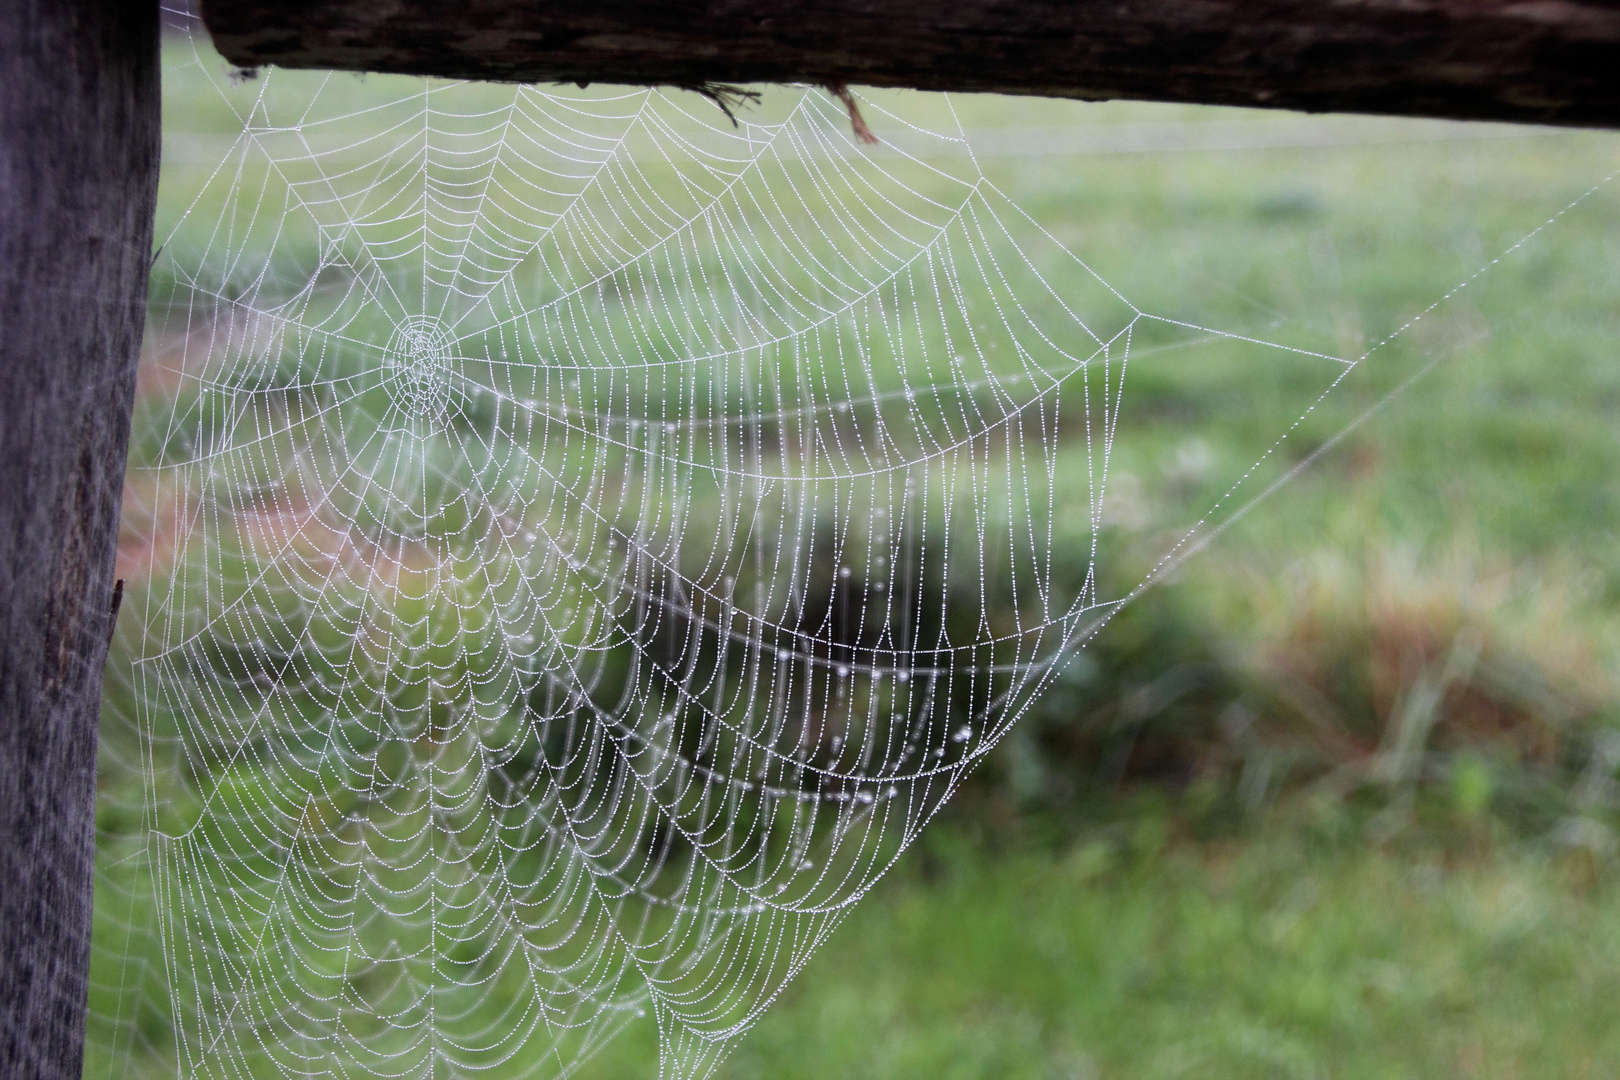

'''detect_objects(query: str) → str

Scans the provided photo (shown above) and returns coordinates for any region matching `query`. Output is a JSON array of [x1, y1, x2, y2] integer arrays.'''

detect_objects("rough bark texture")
[[203, 0, 1620, 127], [0, 3, 160, 1078]]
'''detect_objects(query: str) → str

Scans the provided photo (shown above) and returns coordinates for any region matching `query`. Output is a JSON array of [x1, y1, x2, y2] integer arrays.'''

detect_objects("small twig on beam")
[[679, 82, 762, 127], [825, 83, 879, 144]]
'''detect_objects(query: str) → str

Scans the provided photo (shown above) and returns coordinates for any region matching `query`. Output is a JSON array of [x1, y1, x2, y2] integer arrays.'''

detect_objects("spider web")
[[87, 24, 1433, 1080]]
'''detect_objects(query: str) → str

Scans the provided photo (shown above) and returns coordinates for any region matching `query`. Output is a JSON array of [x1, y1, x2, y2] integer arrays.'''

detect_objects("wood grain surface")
[[0, 3, 160, 1077], [204, 0, 1620, 127]]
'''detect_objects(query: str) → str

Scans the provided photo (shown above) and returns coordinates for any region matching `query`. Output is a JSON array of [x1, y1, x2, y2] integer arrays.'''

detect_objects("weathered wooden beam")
[[0, 2, 160, 1078], [203, 0, 1620, 128]]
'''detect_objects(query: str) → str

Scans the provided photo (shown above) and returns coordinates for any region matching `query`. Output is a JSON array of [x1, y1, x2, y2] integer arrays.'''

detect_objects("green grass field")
[[89, 43, 1620, 1078], [692, 105, 1620, 1076], [690, 831, 1620, 1080], [714, 104, 1620, 1078]]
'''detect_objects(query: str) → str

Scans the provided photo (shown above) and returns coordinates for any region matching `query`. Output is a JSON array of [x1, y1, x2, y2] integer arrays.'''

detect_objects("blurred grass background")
[[113, 49, 1620, 1078], [578, 98, 1620, 1079]]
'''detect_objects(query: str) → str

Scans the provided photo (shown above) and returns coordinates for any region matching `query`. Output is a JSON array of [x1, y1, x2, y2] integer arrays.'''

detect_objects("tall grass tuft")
[[967, 536, 1620, 849]]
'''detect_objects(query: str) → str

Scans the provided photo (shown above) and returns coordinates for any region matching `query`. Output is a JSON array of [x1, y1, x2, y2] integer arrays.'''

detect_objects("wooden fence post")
[[0, 2, 160, 1078]]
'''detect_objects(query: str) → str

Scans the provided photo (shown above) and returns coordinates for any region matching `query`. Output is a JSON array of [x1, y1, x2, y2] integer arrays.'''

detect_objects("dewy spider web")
[[88, 21, 1548, 1080]]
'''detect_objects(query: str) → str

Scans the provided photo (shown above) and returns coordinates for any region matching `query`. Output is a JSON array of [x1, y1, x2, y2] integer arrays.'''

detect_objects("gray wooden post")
[[0, 2, 160, 1078]]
